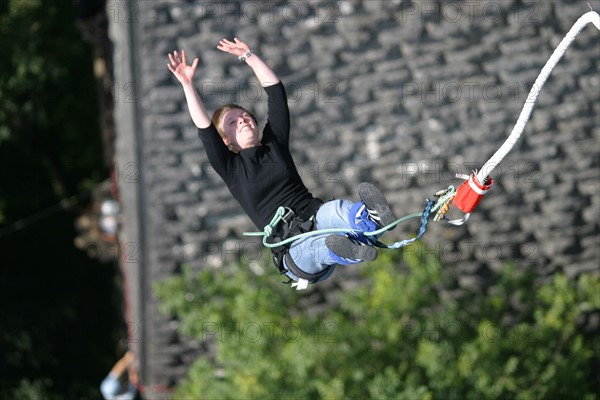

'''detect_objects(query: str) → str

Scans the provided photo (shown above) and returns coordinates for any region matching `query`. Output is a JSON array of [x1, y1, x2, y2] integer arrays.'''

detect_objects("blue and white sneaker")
[[349, 201, 379, 232], [357, 182, 397, 229]]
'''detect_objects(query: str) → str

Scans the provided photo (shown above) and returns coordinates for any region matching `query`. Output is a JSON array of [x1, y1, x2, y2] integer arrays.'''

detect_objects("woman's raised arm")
[[217, 37, 280, 87], [167, 50, 212, 129]]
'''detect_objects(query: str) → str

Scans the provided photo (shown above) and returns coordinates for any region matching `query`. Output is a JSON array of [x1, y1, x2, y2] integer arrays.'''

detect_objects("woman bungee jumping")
[[167, 37, 398, 288]]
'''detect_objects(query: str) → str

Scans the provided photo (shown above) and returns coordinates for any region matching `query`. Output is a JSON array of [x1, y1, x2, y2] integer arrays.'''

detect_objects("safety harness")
[[268, 198, 328, 284]]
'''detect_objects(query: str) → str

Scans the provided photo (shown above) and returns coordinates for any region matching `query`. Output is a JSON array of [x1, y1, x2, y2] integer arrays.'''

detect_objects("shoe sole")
[[358, 182, 397, 226], [325, 235, 378, 261]]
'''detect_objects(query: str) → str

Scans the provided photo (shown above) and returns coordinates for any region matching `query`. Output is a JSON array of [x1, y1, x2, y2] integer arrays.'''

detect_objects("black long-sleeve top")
[[198, 82, 315, 230]]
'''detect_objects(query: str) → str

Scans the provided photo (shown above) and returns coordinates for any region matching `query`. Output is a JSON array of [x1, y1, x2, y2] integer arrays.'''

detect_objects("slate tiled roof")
[[109, 0, 599, 392]]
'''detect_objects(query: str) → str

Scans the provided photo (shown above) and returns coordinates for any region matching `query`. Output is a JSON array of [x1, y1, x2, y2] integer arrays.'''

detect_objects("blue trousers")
[[283, 199, 377, 282]]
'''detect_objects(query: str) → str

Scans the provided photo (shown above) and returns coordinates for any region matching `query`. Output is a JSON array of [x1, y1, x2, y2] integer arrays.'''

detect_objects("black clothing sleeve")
[[263, 82, 291, 145]]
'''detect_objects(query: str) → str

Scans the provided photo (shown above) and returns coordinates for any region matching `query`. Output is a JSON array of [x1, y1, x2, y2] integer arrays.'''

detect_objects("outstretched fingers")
[[216, 39, 231, 52], [166, 49, 200, 84], [181, 49, 187, 66], [167, 53, 176, 72], [217, 37, 248, 55]]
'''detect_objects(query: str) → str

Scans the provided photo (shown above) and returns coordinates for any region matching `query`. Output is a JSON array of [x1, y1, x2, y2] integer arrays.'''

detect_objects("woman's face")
[[222, 108, 260, 151]]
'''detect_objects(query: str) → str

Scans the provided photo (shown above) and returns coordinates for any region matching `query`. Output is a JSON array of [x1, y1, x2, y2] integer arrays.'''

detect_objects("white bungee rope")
[[475, 10, 600, 184], [447, 10, 600, 223]]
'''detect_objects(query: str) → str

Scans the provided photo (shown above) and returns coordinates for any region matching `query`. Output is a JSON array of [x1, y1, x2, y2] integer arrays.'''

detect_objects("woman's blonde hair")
[[212, 104, 258, 148]]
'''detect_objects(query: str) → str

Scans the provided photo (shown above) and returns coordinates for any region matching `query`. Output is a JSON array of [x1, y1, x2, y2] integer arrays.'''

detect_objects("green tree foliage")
[[155, 242, 599, 399]]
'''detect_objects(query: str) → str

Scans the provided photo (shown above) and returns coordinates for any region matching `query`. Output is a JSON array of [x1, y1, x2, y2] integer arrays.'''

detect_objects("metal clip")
[[281, 207, 295, 223], [433, 186, 456, 222]]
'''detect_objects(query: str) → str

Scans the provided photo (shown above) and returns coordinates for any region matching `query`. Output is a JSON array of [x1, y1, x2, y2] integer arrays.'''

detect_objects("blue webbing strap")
[[369, 199, 435, 249]]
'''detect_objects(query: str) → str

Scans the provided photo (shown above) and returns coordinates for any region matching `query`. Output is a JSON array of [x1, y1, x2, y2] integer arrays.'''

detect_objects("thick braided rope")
[[477, 11, 600, 184]]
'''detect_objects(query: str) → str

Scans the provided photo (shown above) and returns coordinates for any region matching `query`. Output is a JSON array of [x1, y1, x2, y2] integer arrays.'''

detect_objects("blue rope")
[[376, 199, 434, 249]]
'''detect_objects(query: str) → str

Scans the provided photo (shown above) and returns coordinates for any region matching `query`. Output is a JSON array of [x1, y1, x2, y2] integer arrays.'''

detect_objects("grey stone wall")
[[109, 0, 599, 391]]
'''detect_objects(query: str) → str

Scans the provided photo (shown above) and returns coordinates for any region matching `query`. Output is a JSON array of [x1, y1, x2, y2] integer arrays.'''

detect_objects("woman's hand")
[[217, 37, 279, 86], [167, 49, 211, 128], [167, 50, 199, 86], [217, 37, 250, 58]]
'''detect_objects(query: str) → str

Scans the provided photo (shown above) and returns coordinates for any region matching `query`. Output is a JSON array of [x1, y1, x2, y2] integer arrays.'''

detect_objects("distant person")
[[100, 351, 141, 400], [167, 38, 397, 288]]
